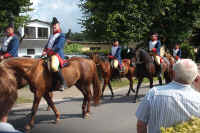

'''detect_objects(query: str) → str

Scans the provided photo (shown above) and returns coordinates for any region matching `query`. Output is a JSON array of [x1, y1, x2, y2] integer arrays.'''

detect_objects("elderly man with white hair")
[[135, 59, 200, 133]]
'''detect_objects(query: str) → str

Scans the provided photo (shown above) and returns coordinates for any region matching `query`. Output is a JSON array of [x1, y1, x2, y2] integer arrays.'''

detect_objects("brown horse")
[[91, 54, 135, 97], [0, 57, 101, 130], [132, 48, 174, 102], [163, 52, 176, 82]]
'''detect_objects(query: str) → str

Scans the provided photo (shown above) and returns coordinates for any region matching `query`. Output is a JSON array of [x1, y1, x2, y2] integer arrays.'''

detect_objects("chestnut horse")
[[91, 54, 135, 97], [0, 57, 101, 130]]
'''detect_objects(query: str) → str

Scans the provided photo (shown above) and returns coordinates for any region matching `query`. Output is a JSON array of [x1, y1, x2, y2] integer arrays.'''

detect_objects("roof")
[[26, 19, 51, 25], [19, 40, 48, 49]]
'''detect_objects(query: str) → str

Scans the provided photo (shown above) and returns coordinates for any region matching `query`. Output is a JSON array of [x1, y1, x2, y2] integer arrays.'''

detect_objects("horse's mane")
[[99, 56, 109, 62], [1, 57, 41, 75]]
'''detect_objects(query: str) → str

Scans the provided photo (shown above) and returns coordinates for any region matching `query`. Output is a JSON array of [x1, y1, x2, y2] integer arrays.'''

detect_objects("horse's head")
[[91, 53, 101, 65]]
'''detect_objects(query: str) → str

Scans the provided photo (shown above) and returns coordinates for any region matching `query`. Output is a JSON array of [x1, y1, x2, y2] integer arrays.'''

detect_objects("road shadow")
[[8, 112, 82, 132]]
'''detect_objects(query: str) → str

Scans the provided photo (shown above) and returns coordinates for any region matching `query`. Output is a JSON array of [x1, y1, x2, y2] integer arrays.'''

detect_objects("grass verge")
[[16, 97, 33, 104]]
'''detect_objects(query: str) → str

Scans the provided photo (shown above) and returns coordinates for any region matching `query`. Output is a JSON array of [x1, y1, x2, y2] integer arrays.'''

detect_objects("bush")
[[161, 116, 200, 133], [180, 42, 195, 60], [64, 43, 83, 53], [82, 49, 110, 56]]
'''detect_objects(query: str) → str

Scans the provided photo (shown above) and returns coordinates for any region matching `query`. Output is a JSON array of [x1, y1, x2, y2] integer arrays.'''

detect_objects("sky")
[[29, 0, 83, 33]]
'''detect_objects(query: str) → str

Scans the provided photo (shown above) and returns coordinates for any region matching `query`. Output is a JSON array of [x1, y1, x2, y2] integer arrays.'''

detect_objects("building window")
[[27, 49, 35, 55], [24, 26, 36, 39], [38, 27, 48, 39]]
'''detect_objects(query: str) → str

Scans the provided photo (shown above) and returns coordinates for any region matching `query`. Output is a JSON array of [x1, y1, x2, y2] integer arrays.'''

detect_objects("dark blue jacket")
[[45, 33, 66, 59], [113, 46, 122, 64], [176, 49, 181, 57], [2, 35, 19, 57], [155, 40, 161, 56]]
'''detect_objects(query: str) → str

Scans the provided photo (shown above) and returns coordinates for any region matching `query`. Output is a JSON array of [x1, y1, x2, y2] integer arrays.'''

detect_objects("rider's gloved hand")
[[108, 55, 114, 59], [42, 51, 47, 56], [0, 56, 4, 60]]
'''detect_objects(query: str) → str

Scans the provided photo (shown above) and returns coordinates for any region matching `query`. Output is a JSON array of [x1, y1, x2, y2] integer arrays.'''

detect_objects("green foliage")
[[70, 32, 88, 41], [82, 49, 110, 55], [180, 42, 195, 60], [80, 0, 200, 46], [0, 0, 32, 33], [161, 116, 200, 133], [64, 43, 83, 53]]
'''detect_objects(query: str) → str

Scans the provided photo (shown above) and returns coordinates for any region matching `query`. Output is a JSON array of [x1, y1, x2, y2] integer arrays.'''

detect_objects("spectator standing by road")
[[0, 82, 22, 133], [136, 59, 200, 133]]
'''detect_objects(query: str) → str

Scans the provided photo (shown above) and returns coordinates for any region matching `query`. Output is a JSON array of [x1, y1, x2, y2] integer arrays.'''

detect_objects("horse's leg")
[[82, 94, 87, 118], [47, 92, 53, 111], [133, 77, 144, 103], [101, 79, 107, 97], [43, 92, 60, 123], [85, 86, 92, 119], [108, 80, 114, 98], [157, 74, 162, 85], [25, 92, 42, 130], [76, 84, 88, 119], [149, 76, 154, 88], [126, 75, 135, 96]]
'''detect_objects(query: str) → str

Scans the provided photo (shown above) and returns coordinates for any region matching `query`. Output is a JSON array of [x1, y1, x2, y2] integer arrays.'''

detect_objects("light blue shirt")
[[0, 122, 22, 133], [136, 81, 200, 133]]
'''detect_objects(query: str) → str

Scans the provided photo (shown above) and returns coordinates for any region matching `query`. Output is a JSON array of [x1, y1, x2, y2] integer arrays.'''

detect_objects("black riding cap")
[[51, 17, 59, 25]]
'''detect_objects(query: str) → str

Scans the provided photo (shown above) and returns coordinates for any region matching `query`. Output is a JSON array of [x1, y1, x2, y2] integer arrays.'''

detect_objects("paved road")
[[8, 84, 150, 133]]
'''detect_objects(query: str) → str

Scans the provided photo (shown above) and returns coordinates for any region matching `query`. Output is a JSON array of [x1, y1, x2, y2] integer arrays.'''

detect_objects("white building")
[[18, 19, 52, 58]]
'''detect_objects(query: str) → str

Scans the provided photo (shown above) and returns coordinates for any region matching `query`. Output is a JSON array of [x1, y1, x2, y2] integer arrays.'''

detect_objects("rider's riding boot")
[[55, 70, 67, 91]]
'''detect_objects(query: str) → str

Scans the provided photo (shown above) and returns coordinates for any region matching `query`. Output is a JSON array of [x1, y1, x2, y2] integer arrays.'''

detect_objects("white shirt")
[[173, 48, 179, 57], [2, 36, 13, 52], [47, 33, 60, 49], [0, 122, 22, 132], [136, 81, 200, 133], [111, 46, 118, 56], [149, 40, 157, 51]]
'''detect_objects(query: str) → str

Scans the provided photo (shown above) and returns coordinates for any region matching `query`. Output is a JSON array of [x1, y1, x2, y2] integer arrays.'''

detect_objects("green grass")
[[111, 79, 130, 88], [16, 97, 33, 104], [110, 77, 158, 89]]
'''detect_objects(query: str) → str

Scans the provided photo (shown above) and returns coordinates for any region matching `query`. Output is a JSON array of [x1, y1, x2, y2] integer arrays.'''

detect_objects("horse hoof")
[[84, 113, 90, 119], [56, 118, 60, 124], [46, 107, 51, 111], [25, 124, 31, 131]]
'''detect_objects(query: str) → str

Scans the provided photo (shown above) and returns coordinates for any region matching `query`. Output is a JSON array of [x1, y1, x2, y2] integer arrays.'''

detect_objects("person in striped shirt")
[[136, 59, 200, 133]]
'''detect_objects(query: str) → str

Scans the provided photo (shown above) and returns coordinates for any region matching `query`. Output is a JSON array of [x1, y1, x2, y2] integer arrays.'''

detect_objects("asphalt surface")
[[8, 84, 150, 133]]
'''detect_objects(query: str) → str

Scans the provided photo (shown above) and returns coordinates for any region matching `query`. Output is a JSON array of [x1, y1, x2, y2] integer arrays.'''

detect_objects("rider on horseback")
[[173, 43, 181, 61], [108, 39, 123, 72], [149, 33, 161, 56], [0, 22, 19, 60], [42, 17, 67, 91]]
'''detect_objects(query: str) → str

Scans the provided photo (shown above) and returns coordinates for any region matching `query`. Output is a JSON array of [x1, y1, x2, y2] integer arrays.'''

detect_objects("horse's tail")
[[92, 65, 102, 105]]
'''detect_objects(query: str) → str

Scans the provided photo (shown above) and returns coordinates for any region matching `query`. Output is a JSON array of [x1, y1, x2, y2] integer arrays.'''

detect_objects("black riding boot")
[[55, 70, 67, 91]]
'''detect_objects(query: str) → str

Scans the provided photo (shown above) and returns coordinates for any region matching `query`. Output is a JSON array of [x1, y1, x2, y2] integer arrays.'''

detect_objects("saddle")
[[42, 56, 69, 72], [41, 56, 69, 91]]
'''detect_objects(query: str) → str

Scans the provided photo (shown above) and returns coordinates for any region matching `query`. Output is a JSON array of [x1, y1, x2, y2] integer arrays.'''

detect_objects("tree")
[[80, 0, 200, 47], [0, 0, 32, 34]]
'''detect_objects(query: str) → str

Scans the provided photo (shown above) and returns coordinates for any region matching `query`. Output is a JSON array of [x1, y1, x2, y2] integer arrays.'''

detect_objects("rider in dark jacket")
[[0, 22, 19, 60], [42, 17, 67, 91]]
